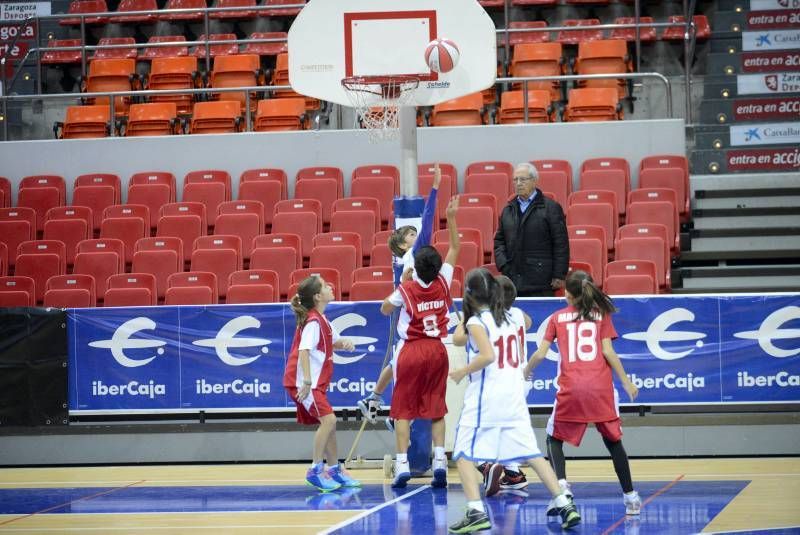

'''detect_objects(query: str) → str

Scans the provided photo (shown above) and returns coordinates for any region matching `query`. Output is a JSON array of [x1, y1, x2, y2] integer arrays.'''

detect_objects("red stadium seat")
[[130, 171, 177, 201], [92, 37, 138, 60], [617, 223, 670, 266], [353, 266, 393, 282], [191, 235, 242, 299], [128, 183, 173, 233], [662, 15, 711, 41], [165, 271, 217, 305], [556, 19, 604, 45], [567, 224, 607, 258], [243, 32, 289, 58], [333, 197, 381, 233], [606, 259, 658, 295], [569, 190, 619, 225], [627, 188, 678, 214], [60, 0, 109, 26], [250, 233, 301, 298], [183, 170, 231, 226], [44, 274, 96, 308], [215, 200, 263, 261], [100, 204, 149, 265], [132, 237, 183, 302], [241, 168, 288, 199], [227, 269, 278, 304], [73, 238, 125, 299], [296, 167, 344, 197], [434, 240, 481, 276], [626, 201, 679, 256], [0, 208, 36, 269], [262, 0, 306, 17], [274, 199, 322, 232], [210, 0, 257, 19], [330, 211, 377, 265], [310, 244, 358, 297], [434, 228, 484, 271], [639, 155, 690, 222], [353, 165, 401, 196], [44, 206, 92, 268], [531, 160, 572, 209], [115, 0, 157, 23], [0, 276, 36, 307], [466, 161, 513, 180], [455, 206, 495, 262], [295, 178, 339, 228], [157, 202, 207, 265], [0, 177, 10, 207], [104, 273, 158, 306], [314, 232, 362, 269], [42, 39, 83, 65], [580, 157, 631, 221], [605, 274, 657, 295], [237, 180, 282, 232], [16, 240, 67, 304], [502, 21, 551, 46], [610, 17, 657, 42], [140, 35, 190, 61], [464, 173, 511, 216], [350, 281, 394, 301], [73, 184, 116, 234], [615, 236, 670, 291], [370, 243, 392, 268], [567, 203, 617, 254], [569, 238, 606, 288], [193, 34, 239, 58], [272, 212, 318, 262], [19, 175, 66, 234], [160, 0, 205, 21], [459, 193, 498, 223], [289, 268, 341, 301], [0, 243, 6, 277]]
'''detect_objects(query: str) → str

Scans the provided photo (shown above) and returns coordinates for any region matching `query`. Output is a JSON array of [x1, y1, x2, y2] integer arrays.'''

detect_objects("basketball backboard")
[[288, 0, 497, 107]]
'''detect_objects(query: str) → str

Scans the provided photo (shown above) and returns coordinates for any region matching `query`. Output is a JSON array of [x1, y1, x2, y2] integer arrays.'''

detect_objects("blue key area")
[[0, 480, 767, 534]]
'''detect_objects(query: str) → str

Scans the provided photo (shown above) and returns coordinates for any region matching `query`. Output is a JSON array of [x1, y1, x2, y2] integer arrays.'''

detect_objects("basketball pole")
[[398, 106, 419, 197]]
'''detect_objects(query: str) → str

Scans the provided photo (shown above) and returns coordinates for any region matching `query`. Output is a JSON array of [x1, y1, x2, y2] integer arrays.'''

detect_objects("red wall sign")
[[733, 96, 800, 120], [742, 50, 800, 72], [747, 10, 800, 29], [727, 147, 800, 171]]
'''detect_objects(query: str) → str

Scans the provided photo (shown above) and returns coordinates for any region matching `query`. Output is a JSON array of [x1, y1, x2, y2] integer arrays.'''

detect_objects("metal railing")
[[0, 71, 672, 140]]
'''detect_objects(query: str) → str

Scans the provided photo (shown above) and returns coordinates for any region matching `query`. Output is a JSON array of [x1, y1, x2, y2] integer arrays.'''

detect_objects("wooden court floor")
[[0, 458, 798, 534]]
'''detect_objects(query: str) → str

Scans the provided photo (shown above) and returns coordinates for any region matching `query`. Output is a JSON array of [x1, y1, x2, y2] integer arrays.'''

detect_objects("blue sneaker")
[[306, 464, 342, 492], [392, 460, 411, 488], [431, 457, 447, 488], [328, 464, 362, 487]]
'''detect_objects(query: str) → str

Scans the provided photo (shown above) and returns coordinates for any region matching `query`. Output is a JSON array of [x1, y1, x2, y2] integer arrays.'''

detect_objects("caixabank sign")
[[68, 294, 800, 413]]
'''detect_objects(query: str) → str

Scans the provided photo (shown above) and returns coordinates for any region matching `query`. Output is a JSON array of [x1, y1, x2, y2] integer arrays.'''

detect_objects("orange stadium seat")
[[104, 273, 158, 306], [511, 43, 563, 101], [189, 101, 244, 134], [574, 40, 631, 98], [564, 88, 622, 122], [254, 98, 307, 131], [81, 59, 140, 116], [115, 0, 157, 23], [140, 36, 190, 60], [430, 92, 484, 127], [44, 206, 92, 268], [165, 271, 218, 305], [0, 276, 36, 307], [44, 274, 96, 308], [125, 103, 181, 137], [211, 54, 264, 112], [55, 105, 111, 139], [498, 89, 554, 124], [132, 237, 183, 302], [146, 56, 199, 115], [227, 269, 278, 304]]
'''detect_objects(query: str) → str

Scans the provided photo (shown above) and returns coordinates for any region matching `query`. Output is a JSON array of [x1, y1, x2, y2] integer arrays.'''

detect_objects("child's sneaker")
[[391, 459, 411, 488], [558, 500, 581, 529], [499, 469, 528, 491], [546, 481, 573, 516], [624, 490, 642, 515], [431, 457, 448, 488], [327, 465, 362, 488], [305, 464, 342, 492], [448, 507, 491, 533], [385, 417, 395, 432], [481, 463, 502, 497], [357, 392, 383, 424]]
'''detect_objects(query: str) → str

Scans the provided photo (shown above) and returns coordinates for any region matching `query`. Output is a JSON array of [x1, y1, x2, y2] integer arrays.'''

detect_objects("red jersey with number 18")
[[544, 305, 619, 423], [396, 274, 452, 340]]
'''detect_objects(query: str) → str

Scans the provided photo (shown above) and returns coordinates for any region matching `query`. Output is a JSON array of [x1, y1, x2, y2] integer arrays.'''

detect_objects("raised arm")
[[414, 163, 440, 252], [444, 196, 460, 267]]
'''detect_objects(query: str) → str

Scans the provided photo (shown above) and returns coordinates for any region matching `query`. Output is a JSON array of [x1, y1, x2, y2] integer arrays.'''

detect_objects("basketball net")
[[341, 75, 420, 142]]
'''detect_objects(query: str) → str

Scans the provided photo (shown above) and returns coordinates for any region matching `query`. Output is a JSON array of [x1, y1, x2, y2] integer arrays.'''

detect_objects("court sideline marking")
[[318, 484, 431, 535], [601, 474, 685, 535], [0, 479, 147, 527]]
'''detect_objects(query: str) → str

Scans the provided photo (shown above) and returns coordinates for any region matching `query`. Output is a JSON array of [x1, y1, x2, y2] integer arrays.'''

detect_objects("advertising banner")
[[751, 0, 800, 10], [738, 72, 800, 94], [742, 30, 800, 51], [742, 51, 800, 72], [727, 147, 800, 170], [729, 122, 800, 145], [0, 22, 36, 42], [733, 96, 800, 120], [747, 10, 800, 29], [0, 2, 50, 22], [67, 294, 800, 413]]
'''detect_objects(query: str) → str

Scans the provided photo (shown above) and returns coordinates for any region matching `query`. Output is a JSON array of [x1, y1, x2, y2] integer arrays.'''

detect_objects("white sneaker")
[[391, 460, 411, 488], [624, 491, 642, 515], [546, 481, 573, 516], [431, 458, 447, 488]]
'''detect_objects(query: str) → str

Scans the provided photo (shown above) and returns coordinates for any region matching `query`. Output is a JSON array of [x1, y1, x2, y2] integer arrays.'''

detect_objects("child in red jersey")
[[283, 275, 360, 492], [525, 270, 642, 516]]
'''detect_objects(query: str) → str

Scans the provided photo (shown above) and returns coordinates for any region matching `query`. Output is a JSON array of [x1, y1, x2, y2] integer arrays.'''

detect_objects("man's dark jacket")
[[493, 189, 570, 294]]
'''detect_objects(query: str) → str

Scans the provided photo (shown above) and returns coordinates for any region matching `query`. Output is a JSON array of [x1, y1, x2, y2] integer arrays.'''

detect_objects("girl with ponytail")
[[524, 270, 642, 517], [283, 275, 360, 491], [448, 268, 581, 532]]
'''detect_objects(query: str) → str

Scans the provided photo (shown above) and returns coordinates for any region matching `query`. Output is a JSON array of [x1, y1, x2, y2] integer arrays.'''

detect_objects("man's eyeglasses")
[[512, 176, 535, 183]]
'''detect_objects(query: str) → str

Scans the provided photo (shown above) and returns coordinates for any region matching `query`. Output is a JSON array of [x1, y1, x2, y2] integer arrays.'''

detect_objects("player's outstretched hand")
[[401, 267, 414, 283], [449, 367, 468, 385], [446, 196, 459, 219], [623, 380, 639, 402], [433, 162, 442, 189]]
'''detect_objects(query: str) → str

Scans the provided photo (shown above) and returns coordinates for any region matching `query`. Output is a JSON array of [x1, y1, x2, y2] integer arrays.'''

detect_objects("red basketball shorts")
[[286, 387, 333, 425], [390, 338, 448, 420], [550, 418, 623, 447]]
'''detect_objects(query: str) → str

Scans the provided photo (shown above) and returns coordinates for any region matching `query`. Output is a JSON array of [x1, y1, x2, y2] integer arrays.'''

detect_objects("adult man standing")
[[494, 162, 569, 297]]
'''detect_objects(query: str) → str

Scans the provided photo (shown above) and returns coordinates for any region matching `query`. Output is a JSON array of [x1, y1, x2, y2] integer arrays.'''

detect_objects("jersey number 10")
[[565, 321, 598, 363], [493, 334, 520, 369]]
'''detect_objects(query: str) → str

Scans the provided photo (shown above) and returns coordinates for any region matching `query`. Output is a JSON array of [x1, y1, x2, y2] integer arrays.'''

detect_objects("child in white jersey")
[[448, 268, 580, 533]]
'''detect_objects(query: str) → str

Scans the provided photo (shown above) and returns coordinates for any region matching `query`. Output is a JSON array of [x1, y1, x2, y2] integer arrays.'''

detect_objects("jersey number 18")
[[565, 321, 598, 363]]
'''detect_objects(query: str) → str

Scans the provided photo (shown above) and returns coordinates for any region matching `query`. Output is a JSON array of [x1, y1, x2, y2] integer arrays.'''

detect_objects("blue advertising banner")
[[67, 294, 800, 414]]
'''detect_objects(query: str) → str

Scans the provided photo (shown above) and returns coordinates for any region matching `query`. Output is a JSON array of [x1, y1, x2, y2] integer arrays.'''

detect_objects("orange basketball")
[[425, 38, 460, 74]]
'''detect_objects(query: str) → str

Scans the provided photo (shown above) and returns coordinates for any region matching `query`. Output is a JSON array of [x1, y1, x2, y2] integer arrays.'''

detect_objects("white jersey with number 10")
[[459, 309, 530, 428]]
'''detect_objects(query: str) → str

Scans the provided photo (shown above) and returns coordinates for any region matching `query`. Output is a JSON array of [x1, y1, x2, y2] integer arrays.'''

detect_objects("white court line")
[[318, 485, 431, 535], [0, 525, 334, 532], [0, 510, 362, 517], [695, 525, 800, 534]]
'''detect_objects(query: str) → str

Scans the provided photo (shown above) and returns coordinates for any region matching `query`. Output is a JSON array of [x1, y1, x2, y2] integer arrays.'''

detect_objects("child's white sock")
[[467, 500, 485, 512], [434, 446, 446, 461]]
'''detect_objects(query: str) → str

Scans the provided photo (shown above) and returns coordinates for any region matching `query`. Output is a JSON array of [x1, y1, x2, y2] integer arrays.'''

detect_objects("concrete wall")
[[0, 120, 686, 202]]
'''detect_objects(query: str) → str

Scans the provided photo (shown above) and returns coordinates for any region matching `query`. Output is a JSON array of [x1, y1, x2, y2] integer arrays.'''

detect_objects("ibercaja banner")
[[67, 294, 800, 413]]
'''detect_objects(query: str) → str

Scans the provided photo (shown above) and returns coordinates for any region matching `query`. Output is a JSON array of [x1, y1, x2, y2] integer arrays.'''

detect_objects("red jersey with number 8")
[[544, 305, 618, 422], [396, 275, 452, 340]]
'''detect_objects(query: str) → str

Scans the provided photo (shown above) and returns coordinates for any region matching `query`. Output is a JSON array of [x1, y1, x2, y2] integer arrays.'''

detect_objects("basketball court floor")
[[0, 458, 798, 534]]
